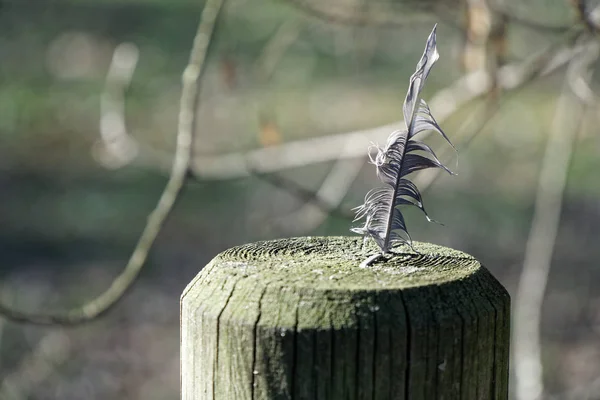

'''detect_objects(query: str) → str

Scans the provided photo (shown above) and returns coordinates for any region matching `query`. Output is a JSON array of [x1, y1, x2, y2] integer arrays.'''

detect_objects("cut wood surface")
[[181, 236, 510, 399]]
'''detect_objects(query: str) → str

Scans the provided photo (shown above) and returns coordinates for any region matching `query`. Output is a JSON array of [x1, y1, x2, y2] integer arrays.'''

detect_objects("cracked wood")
[[180, 236, 510, 399]]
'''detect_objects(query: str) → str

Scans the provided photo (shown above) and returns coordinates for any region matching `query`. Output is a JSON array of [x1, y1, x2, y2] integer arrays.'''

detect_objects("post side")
[[181, 236, 510, 400]]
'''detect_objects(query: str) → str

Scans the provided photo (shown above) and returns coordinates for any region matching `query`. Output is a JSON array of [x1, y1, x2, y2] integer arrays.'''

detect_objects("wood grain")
[[181, 236, 510, 399]]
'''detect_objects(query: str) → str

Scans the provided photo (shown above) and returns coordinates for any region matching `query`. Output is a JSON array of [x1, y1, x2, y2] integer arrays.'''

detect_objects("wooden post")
[[181, 236, 510, 399]]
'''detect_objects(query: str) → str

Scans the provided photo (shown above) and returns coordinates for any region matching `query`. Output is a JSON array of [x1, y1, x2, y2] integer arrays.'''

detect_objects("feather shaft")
[[351, 24, 456, 256]]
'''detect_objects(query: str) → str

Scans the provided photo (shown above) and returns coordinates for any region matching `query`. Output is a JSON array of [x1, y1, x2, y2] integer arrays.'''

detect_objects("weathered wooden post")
[[181, 236, 510, 399]]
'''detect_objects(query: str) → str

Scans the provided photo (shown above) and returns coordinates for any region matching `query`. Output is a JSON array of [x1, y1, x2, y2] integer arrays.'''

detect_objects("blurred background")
[[1, 0, 600, 398]]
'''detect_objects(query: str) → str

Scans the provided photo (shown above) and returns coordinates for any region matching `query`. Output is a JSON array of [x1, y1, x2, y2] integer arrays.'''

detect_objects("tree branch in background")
[[269, 147, 364, 234], [255, 96, 493, 233], [0, 331, 71, 397], [249, 17, 367, 232], [90, 13, 580, 184], [94, 42, 140, 169], [413, 25, 578, 192], [250, 169, 354, 220], [254, 19, 302, 82], [187, 28, 580, 181], [233, 28, 584, 233], [570, 0, 600, 33], [0, 0, 225, 325], [492, 5, 573, 32], [283, 0, 441, 28], [255, 31, 582, 234], [462, 0, 493, 74], [284, 0, 575, 33], [89, 4, 582, 238], [271, 89, 494, 234], [197, 31, 578, 184], [513, 38, 599, 400], [413, 94, 495, 190]]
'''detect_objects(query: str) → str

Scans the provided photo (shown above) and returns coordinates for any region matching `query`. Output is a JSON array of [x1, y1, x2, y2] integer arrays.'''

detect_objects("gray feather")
[[351, 24, 455, 254]]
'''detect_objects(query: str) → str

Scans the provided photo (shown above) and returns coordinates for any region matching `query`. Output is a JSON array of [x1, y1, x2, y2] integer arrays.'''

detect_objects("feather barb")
[[351, 24, 456, 258]]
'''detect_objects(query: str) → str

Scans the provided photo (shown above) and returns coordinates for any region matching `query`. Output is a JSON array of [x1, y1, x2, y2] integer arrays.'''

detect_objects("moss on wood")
[[181, 236, 510, 400]]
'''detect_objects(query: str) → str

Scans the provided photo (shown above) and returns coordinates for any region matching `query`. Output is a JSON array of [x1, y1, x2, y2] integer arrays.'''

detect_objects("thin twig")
[[249, 16, 365, 233], [283, 0, 443, 28], [255, 96, 494, 230], [264, 25, 584, 238], [271, 154, 364, 234], [95, 14, 581, 239], [571, 0, 600, 33], [416, 25, 583, 192], [0, 330, 71, 398], [492, 6, 573, 32], [513, 38, 599, 400], [0, 0, 225, 325], [94, 42, 140, 169], [254, 19, 302, 82], [236, 29, 583, 230], [462, 0, 494, 73], [413, 95, 496, 191], [240, 27, 583, 209], [186, 31, 580, 180], [97, 24, 579, 183], [248, 18, 364, 230], [250, 169, 355, 220], [415, 36, 569, 193], [260, 35, 572, 233]]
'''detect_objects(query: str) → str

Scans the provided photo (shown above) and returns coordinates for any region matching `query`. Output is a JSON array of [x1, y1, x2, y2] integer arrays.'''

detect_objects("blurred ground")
[[1, 0, 600, 399]]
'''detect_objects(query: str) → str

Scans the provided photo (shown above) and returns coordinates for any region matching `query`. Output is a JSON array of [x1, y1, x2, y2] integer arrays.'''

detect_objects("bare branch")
[[250, 17, 364, 232], [212, 27, 584, 233], [0, 0, 225, 325], [187, 33, 580, 181], [270, 147, 364, 234], [181, 26, 580, 240], [246, 18, 362, 231], [513, 39, 599, 400], [94, 42, 140, 169], [462, 0, 494, 73], [284, 0, 576, 32], [254, 95, 496, 230], [0, 331, 71, 397], [254, 19, 302, 82], [413, 94, 496, 191], [95, 14, 582, 239], [247, 18, 581, 231], [249, 169, 355, 220], [491, 6, 574, 32], [92, 19, 581, 186], [254, 39, 581, 233], [571, 0, 600, 32], [414, 37, 569, 194], [283, 0, 443, 28]]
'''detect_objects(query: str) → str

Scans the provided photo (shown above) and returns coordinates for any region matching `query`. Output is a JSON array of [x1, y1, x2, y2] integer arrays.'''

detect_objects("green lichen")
[[181, 237, 509, 399], [211, 236, 479, 291]]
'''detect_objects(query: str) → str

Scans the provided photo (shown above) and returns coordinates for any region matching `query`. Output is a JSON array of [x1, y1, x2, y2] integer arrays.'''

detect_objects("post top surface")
[[190, 236, 480, 294]]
